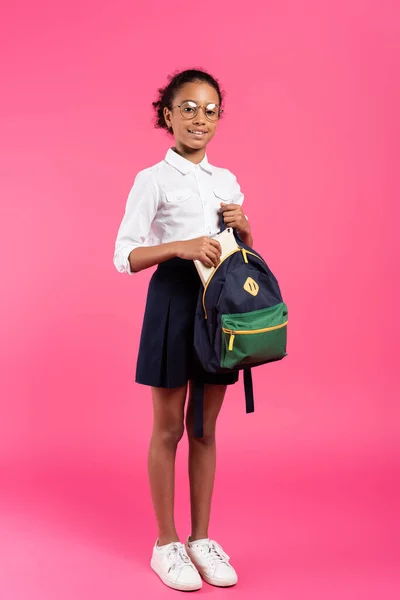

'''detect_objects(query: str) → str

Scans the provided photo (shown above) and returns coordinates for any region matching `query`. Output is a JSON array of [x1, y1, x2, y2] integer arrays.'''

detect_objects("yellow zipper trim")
[[245, 250, 265, 263], [222, 321, 288, 336], [223, 320, 288, 351], [228, 334, 235, 351], [202, 247, 266, 319]]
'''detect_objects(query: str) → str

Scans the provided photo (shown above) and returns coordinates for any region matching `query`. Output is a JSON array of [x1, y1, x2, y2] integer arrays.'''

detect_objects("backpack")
[[192, 225, 288, 437]]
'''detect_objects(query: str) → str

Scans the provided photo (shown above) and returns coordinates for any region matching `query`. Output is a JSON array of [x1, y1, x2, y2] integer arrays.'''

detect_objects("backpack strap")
[[243, 368, 255, 414], [193, 372, 253, 437], [193, 379, 205, 438], [219, 211, 227, 233]]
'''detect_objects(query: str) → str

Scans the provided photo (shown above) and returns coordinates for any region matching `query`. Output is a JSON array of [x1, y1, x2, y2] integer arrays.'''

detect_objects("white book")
[[194, 228, 239, 286]]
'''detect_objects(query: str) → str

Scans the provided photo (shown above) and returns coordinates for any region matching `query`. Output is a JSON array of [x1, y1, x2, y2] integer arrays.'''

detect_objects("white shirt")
[[113, 148, 245, 275]]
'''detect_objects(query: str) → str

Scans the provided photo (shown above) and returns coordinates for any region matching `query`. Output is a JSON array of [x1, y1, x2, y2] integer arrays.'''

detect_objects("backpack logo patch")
[[244, 277, 259, 297]]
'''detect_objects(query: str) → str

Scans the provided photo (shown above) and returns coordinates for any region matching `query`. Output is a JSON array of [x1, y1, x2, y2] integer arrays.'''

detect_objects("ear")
[[163, 106, 172, 129]]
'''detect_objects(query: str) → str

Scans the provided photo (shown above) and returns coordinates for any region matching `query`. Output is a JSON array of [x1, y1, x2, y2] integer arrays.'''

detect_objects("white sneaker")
[[150, 539, 202, 591], [185, 537, 238, 587]]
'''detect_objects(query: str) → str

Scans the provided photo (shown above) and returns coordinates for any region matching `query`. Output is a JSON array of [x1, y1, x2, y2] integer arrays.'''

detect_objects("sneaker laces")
[[166, 543, 193, 573], [197, 540, 230, 566]]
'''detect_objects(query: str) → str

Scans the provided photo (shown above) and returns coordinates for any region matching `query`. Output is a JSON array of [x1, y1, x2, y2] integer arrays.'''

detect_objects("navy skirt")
[[136, 258, 239, 388]]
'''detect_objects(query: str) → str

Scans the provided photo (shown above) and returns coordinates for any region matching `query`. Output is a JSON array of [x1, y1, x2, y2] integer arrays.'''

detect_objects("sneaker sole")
[[185, 551, 238, 588], [201, 572, 238, 587], [150, 560, 202, 592]]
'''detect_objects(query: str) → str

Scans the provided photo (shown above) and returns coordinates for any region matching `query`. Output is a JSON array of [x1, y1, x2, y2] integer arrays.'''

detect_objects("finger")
[[219, 203, 237, 213], [207, 244, 222, 264], [201, 258, 214, 268], [200, 248, 215, 267], [205, 247, 220, 267], [224, 211, 244, 222], [222, 214, 241, 227], [207, 246, 220, 264], [224, 217, 238, 227], [209, 239, 222, 253], [222, 207, 241, 217]]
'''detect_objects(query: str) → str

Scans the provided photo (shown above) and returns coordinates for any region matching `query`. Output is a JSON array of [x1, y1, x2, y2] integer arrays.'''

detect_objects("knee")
[[157, 423, 185, 448], [187, 425, 216, 447]]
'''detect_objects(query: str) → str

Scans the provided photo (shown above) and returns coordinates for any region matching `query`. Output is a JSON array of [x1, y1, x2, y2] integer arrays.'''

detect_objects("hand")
[[219, 203, 250, 235], [176, 236, 222, 268]]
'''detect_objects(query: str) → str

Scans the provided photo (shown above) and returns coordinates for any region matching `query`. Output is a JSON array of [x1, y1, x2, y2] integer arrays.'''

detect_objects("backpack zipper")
[[202, 247, 265, 319], [223, 320, 288, 351]]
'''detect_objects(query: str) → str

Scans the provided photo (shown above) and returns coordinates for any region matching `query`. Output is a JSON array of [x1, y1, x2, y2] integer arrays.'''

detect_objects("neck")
[[172, 144, 206, 165]]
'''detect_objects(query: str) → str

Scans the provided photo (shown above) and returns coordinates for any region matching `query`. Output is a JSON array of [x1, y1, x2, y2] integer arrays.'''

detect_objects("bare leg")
[[185, 382, 227, 541], [148, 385, 187, 546]]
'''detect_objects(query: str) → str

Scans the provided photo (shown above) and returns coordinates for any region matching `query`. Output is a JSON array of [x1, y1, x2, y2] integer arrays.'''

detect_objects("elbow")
[[113, 247, 138, 275]]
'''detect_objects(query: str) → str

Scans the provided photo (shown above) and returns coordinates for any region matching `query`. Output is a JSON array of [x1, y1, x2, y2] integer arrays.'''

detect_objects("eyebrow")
[[180, 99, 219, 105]]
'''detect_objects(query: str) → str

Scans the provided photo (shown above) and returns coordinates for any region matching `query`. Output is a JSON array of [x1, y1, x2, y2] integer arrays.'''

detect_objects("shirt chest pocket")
[[165, 189, 193, 204], [213, 188, 233, 203]]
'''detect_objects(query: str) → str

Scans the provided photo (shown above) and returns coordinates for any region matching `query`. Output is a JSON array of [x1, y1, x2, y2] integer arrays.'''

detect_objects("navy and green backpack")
[[193, 225, 288, 437]]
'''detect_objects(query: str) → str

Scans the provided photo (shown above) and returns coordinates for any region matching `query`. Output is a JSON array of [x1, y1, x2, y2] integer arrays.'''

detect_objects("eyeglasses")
[[171, 100, 223, 122]]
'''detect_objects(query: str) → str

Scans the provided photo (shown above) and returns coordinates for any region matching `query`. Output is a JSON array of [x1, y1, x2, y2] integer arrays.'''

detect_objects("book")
[[194, 228, 239, 286]]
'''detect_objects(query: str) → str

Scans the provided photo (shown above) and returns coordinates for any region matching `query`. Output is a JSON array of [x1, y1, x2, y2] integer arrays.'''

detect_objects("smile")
[[188, 130, 207, 136]]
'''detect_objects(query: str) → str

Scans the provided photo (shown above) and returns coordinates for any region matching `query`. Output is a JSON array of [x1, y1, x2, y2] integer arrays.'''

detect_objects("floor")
[[0, 447, 398, 600]]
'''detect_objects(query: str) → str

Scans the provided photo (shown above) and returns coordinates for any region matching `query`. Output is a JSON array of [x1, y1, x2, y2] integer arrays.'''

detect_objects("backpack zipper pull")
[[228, 333, 235, 351], [241, 248, 249, 264]]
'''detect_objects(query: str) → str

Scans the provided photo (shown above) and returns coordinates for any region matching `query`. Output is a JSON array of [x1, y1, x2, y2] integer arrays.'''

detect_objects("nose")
[[192, 107, 206, 125]]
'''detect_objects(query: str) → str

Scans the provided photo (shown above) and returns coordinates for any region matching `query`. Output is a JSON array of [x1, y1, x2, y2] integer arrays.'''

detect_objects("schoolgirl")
[[113, 69, 253, 592]]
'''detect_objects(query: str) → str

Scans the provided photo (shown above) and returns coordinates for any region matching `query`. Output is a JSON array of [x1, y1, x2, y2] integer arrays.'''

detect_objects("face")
[[164, 81, 221, 152]]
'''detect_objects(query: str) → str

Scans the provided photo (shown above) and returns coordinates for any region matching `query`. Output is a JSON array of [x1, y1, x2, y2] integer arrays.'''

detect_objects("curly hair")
[[152, 69, 224, 134]]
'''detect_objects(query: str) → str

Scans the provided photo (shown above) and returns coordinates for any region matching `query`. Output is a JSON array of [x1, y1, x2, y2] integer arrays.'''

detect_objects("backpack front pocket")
[[220, 303, 288, 369]]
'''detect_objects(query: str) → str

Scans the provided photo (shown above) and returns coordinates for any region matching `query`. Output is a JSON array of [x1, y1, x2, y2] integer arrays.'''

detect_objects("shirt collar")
[[164, 148, 213, 175]]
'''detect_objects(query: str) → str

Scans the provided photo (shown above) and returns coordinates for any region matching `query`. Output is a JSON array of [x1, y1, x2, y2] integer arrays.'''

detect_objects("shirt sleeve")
[[229, 173, 245, 206], [113, 169, 159, 275]]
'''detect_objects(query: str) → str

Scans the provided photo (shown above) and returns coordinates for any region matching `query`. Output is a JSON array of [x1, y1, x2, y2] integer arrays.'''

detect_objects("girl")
[[113, 69, 253, 592]]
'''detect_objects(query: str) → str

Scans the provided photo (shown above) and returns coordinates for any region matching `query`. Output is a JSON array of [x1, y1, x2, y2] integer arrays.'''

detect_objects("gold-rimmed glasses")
[[171, 100, 223, 122]]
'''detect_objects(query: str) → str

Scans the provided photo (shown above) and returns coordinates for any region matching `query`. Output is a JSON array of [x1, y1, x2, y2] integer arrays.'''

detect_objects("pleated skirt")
[[135, 257, 239, 388]]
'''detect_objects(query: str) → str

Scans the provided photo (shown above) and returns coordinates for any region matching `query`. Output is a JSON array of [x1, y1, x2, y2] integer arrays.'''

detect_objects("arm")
[[128, 242, 178, 273], [129, 238, 223, 273], [113, 169, 159, 275]]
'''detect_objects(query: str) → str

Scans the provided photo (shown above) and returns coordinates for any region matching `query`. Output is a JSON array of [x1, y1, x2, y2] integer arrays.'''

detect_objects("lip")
[[188, 129, 208, 136]]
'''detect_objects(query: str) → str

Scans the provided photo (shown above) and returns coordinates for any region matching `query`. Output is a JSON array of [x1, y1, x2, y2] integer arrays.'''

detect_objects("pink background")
[[1, 0, 399, 598]]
